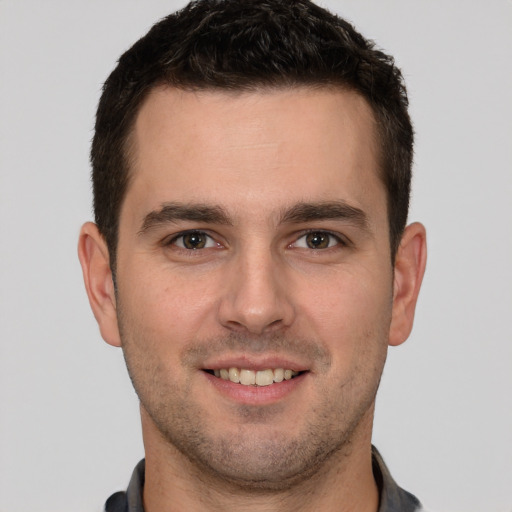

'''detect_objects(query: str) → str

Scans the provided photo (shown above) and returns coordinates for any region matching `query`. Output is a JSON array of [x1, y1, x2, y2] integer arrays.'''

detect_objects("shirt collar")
[[107, 446, 421, 512], [372, 446, 422, 512]]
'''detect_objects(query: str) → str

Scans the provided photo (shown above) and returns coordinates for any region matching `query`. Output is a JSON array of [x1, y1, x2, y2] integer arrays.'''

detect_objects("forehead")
[[124, 86, 384, 224]]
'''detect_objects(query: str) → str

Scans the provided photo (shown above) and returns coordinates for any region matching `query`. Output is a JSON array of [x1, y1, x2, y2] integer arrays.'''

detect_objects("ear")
[[388, 222, 427, 347], [78, 222, 122, 347]]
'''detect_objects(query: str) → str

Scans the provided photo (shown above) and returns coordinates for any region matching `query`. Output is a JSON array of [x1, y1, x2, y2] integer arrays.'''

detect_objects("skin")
[[79, 86, 426, 512]]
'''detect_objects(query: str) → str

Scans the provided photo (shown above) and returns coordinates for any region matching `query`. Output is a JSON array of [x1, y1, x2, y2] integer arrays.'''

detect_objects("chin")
[[157, 415, 356, 492]]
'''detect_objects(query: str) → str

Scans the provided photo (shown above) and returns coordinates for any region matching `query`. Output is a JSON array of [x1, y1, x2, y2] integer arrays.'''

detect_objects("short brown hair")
[[91, 0, 413, 269]]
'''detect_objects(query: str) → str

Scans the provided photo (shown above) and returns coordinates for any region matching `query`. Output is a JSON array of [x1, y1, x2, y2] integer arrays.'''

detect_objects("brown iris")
[[305, 232, 331, 249], [182, 231, 208, 249]]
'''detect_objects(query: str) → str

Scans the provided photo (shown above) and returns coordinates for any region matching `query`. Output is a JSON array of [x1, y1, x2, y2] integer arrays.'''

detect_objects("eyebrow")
[[139, 202, 233, 234], [138, 199, 370, 235], [280, 201, 369, 230]]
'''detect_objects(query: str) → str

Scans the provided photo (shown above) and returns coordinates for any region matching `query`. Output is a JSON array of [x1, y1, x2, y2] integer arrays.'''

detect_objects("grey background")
[[1, 1, 511, 511]]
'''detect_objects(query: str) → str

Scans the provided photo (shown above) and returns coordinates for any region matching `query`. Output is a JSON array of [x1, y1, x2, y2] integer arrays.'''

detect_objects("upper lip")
[[202, 354, 310, 372]]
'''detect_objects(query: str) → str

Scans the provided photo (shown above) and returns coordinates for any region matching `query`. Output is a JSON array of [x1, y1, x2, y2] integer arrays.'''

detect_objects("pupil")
[[306, 232, 328, 249], [184, 232, 206, 249]]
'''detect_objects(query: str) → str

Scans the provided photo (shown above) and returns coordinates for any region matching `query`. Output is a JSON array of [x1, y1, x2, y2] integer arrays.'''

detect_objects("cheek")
[[116, 262, 221, 349], [297, 268, 392, 371]]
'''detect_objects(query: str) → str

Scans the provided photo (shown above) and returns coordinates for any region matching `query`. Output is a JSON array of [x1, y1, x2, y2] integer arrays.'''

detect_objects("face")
[[109, 87, 397, 487]]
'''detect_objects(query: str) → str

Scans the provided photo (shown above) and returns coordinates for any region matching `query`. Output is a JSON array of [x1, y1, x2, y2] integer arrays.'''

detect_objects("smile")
[[208, 368, 301, 386]]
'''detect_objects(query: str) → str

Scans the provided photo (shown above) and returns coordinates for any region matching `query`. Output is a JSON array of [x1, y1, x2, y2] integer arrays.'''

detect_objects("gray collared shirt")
[[104, 446, 422, 512]]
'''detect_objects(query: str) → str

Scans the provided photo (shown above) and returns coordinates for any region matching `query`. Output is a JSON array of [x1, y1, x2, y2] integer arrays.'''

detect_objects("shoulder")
[[104, 490, 128, 512], [104, 459, 145, 512], [372, 446, 423, 512]]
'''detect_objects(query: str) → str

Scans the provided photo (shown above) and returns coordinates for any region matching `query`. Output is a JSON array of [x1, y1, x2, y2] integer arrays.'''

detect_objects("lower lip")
[[202, 371, 307, 405]]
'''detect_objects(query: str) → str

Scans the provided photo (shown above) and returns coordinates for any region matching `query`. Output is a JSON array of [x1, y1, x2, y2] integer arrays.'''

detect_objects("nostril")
[[268, 318, 284, 329]]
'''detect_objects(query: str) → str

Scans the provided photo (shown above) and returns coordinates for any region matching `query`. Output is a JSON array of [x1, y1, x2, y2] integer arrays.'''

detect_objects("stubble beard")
[[119, 319, 387, 492]]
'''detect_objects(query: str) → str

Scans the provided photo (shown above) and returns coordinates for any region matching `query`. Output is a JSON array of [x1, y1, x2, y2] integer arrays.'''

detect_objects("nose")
[[217, 249, 295, 335]]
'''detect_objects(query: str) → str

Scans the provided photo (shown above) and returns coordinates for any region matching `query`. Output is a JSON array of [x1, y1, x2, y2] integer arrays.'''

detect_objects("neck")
[[141, 407, 379, 512]]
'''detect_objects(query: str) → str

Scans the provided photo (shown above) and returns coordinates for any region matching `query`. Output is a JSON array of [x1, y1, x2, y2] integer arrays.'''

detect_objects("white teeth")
[[212, 368, 300, 386], [240, 369, 256, 385], [228, 367, 240, 383], [255, 369, 274, 386], [273, 368, 284, 383]]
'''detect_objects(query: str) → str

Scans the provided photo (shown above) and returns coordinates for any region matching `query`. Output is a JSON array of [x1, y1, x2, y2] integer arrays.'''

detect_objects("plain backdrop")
[[1, 1, 511, 511]]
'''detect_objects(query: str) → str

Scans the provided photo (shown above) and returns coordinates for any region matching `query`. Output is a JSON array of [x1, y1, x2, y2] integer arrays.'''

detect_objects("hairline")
[[111, 81, 395, 271]]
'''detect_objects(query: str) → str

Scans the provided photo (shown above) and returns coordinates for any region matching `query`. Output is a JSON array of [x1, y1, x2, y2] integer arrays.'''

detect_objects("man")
[[78, 0, 427, 510]]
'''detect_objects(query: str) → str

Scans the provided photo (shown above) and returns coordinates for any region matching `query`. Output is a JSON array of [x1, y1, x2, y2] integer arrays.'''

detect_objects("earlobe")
[[77, 222, 122, 347], [388, 222, 427, 347]]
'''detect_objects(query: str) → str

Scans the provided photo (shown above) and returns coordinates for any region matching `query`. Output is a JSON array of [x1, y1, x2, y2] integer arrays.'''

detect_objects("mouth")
[[204, 367, 304, 387]]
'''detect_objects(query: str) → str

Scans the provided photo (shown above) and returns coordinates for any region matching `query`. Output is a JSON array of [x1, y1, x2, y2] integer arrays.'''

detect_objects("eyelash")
[[164, 229, 348, 252], [165, 230, 219, 250], [291, 230, 348, 250]]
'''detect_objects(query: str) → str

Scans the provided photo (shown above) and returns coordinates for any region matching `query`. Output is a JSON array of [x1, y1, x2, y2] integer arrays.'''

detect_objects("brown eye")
[[292, 231, 342, 250], [174, 231, 214, 250], [305, 232, 331, 249]]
